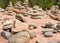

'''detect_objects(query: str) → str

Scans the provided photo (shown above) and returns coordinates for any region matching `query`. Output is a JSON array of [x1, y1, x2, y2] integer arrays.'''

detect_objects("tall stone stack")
[[14, 1, 23, 9], [30, 5, 45, 19], [13, 1, 28, 16]]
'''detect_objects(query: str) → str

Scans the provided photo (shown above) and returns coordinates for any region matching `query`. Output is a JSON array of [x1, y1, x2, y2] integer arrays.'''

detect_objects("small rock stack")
[[42, 22, 60, 37], [47, 5, 60, 21], [29, 5, 45, 19]]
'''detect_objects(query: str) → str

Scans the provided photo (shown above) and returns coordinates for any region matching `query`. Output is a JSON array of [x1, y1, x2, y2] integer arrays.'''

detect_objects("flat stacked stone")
[[44, 31, 53, 37], [42, 28, 54, 33], [2, 19, 14, 30], [42, 28, 54, 37]]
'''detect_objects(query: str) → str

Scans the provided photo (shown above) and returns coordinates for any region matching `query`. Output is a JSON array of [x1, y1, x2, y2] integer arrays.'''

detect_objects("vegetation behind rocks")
[[0, 0, 60, 9]]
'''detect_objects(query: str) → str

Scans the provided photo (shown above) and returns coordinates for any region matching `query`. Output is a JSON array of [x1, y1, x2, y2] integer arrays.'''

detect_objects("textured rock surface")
[[1, 31, 11, 39], [42, 28, 54, 33], [15, 14, 26, 22], [44, 32, 53, 37], [8, 31, 36, 43]]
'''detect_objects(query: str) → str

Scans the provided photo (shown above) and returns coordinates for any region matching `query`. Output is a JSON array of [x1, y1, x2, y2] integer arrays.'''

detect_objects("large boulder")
[[42, 28, 54, 33], [8, 30, 36, 43], [12, 20, 28, 32]]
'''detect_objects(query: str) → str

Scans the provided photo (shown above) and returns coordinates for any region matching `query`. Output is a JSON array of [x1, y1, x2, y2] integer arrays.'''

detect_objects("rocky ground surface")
[[0, 12, 60, 43]]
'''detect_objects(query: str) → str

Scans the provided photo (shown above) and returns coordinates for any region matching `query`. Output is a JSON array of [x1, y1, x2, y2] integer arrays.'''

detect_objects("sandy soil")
[[0, 12, 60, 43]]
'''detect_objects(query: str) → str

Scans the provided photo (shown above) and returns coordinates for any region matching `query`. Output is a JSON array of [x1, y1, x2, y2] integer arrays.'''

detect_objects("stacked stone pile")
[[42, 22, 60, 37], [46, 5, 60, 21]]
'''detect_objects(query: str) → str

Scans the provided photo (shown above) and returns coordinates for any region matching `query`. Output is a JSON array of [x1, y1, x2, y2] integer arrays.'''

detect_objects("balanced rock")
[[7, 11, 16, 16], [48, 5, 60, 21], [12, 20, 28, 32], [15, 14, 26, 22]]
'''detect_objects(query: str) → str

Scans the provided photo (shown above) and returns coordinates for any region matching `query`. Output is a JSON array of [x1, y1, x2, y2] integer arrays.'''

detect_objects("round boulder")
[[1, 31, 11, 39]]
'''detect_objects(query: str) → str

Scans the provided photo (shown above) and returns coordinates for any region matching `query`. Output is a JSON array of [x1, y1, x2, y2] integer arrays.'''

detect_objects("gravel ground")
[[0, 12, 60, 43]]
